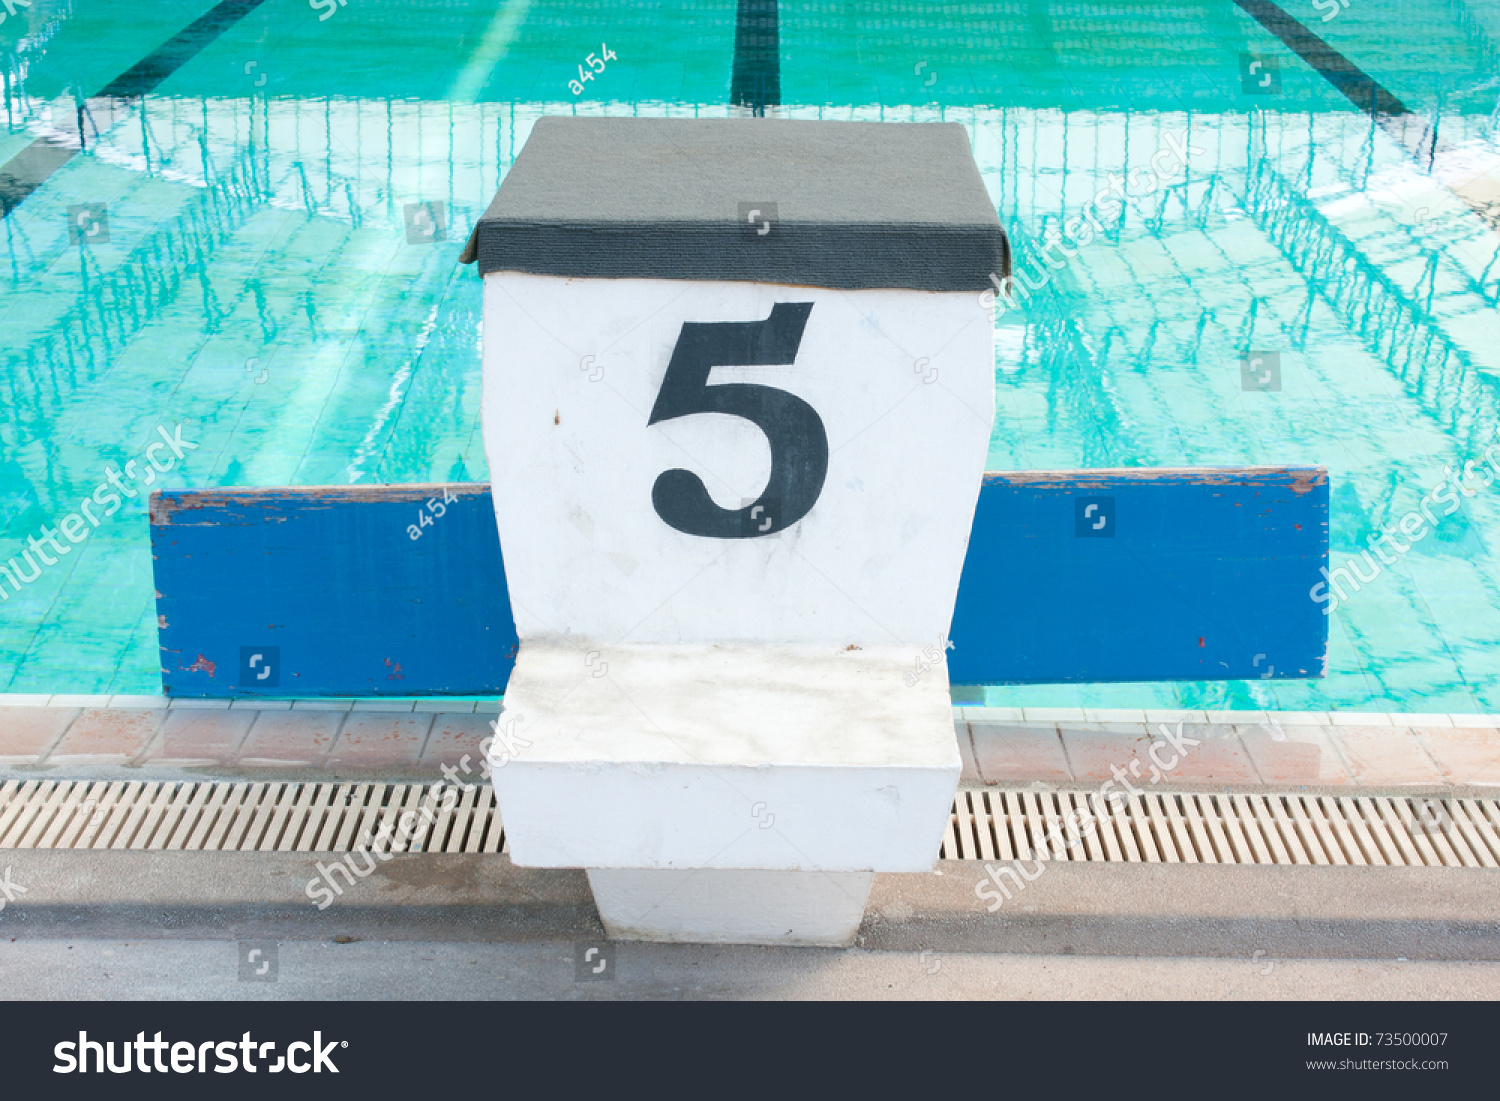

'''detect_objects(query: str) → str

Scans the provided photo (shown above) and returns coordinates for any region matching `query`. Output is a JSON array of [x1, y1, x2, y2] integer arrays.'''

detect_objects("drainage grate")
[[4, 781, 1497, 866], [940, 789, 1500, 867], [0, 780, 504, 853]]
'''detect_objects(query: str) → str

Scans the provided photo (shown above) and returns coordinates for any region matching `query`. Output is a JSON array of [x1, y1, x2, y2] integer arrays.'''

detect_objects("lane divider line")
[[1234, 0, 1500, 233], [0, 0, 273, 219], [730, 0, 780, 114]]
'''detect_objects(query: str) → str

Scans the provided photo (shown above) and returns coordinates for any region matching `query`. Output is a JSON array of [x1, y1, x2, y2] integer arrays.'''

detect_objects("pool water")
[[1, 0, 1498, 711]]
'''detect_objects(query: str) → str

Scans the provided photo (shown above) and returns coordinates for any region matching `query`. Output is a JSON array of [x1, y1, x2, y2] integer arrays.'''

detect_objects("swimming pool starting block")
[[150, 118, 1328, 945], [479, 117, 999, 945]]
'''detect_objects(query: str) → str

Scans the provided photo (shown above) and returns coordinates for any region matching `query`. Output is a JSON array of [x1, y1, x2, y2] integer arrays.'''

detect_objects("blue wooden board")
[[152, 467, 1327, 697], [946, 467, 1328, 685], [151, 485, 517, 698]]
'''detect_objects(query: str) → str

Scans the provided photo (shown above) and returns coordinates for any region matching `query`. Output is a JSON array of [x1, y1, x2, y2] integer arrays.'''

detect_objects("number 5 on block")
[[648, 303, 823, 539]]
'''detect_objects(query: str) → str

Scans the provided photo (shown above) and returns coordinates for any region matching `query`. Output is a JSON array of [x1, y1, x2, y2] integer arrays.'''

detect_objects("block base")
[[587, 868, 875, 947]]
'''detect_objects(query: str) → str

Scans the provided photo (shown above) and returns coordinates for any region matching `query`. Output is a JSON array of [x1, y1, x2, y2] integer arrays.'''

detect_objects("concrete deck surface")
[[3, 699, 1497, 1000], [5, 938, 1497, 1000], [0, 851, 1496, 999]]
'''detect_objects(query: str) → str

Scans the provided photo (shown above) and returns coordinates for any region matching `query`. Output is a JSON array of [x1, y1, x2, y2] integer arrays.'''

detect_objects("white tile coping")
[[1144, 710, 1212, 723], [962, 707, 1024, 723], [0, 696, 1493, 729], [1265, 711, 1333, 726], [1393, 713, 1456, 728], [1020, 707, 1087, 722], [1327, 711, 1394, 727], [960, 707, 1490, 728], [49, 694, 114, 709], [1451, 713, 1500, 728], [1084, 708, 1146, 723]]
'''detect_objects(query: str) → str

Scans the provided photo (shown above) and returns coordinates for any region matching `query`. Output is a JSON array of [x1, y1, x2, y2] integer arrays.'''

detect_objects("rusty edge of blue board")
[[151, 466, 1329, 697]]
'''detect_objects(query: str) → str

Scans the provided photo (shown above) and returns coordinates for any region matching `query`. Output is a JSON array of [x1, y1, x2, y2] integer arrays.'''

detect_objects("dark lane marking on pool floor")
[[0, 0, 272, 219], [731, 0, 780, 114], [1233, 0, 1410, 117], [1235, 0, 1500, 233], [0, 139, 75, 218], [99, 0, 273, 98]]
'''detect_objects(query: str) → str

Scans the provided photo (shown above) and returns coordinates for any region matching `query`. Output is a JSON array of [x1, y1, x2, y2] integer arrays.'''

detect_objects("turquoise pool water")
[[1, 0, 1498, 711]]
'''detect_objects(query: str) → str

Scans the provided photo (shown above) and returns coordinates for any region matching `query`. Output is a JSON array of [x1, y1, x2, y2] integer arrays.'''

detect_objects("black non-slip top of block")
[[461, 117, 1009, 292]]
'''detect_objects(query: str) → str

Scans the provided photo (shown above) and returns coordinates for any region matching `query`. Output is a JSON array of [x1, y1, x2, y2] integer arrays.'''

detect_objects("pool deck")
[[0, 695, 1495, 790]]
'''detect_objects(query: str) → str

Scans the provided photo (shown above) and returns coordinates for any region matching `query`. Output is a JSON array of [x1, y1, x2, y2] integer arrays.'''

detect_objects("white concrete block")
[[482, 275, 993, 647], [589, 868, 874, 946], [475, 121, 1000, 945], [491, 643, 960, 873]]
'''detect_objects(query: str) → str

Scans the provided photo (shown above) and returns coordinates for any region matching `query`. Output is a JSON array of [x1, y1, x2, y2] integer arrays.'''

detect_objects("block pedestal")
[[588, 869, 875, 947], [490, 643, 960, 946], [472, 117, 1004, 946]]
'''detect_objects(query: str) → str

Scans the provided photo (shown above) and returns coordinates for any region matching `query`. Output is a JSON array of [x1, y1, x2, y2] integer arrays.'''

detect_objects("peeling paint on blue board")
[[152, 467, 1327, 697], [151, 484, 518, 697]]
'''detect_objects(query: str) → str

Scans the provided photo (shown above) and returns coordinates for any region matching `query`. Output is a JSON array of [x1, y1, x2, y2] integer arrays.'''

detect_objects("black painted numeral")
[[648, 303, 826, 539]]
